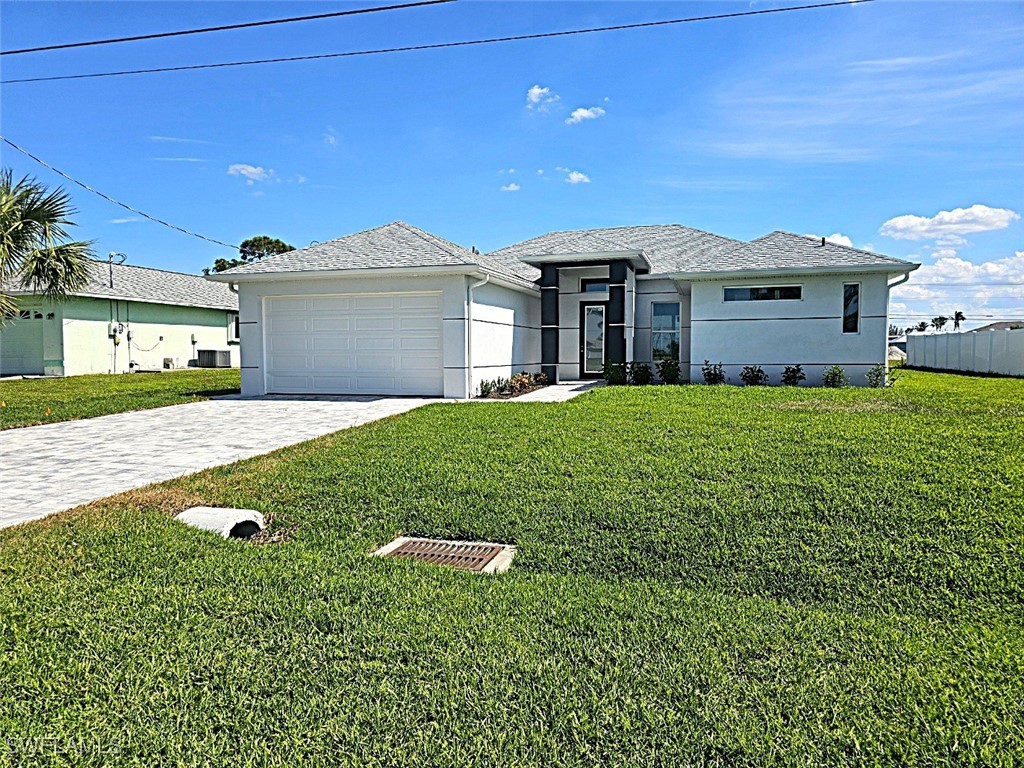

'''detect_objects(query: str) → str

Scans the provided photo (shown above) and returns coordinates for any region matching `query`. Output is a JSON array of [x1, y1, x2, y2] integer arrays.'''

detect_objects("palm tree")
[[930, 315, 949, 332], [953, 310, 966, 331], [1, 170, 92, 321], [915, 321, 929, 333]]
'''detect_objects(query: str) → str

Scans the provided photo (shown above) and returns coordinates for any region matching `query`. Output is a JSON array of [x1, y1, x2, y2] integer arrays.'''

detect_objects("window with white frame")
[[228, 313, 240, 341], [651, 302, 681, 361], [842, 283, 860, 334]]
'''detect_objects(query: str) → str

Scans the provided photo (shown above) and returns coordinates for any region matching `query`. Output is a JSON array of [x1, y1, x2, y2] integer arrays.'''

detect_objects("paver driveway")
[[0, 396, 435, 529]]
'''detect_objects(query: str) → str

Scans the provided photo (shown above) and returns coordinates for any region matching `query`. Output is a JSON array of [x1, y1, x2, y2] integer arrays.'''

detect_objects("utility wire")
[[1, 135, 237, 249], [0, 0, 455, 56], [1, 0, 873, 85]]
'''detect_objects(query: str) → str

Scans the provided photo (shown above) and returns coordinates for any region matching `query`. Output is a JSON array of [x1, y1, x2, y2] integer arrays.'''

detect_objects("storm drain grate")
[[374, 537, 515, 573]]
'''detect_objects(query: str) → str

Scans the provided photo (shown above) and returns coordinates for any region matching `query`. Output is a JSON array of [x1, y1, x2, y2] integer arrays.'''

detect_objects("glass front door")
[[580, 304, 605, 377]]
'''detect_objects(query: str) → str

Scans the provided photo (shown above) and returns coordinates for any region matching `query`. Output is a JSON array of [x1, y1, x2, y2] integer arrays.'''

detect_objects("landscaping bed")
[[0, 370, 1021, 765], [0, 368, 241, 429]]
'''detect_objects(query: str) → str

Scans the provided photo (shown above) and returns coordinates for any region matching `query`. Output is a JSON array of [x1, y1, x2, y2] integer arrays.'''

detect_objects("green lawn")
[[1, 370, 1021, 766], [0, 369, 241, 429]]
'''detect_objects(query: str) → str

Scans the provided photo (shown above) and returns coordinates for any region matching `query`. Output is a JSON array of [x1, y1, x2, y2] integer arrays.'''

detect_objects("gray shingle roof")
[[218, 221, 536, 284], [692, 231, 915, 275], [4, 260, 238, 311], [487, 224, 741, 276]]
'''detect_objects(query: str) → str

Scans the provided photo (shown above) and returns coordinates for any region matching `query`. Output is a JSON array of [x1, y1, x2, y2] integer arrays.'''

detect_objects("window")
[[18, 310, 30, 319], [724, 285, 802, 302], [580, 278, 609, 293], [228, 313, 240, 341], [843, 283, 860, 334], [651, 302, 681, 362]]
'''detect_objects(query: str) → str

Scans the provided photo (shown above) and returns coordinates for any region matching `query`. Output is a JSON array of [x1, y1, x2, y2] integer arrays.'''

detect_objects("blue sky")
[[2, 0, 1022, 329]]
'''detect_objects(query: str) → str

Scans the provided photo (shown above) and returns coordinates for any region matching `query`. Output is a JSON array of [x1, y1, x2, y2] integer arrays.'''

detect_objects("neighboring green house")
[[1, 260, 239, 377]]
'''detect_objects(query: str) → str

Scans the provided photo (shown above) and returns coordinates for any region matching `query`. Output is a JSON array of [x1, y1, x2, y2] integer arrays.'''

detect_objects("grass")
[[0, 370, 1021, 766], [0, 369, 241, 429]]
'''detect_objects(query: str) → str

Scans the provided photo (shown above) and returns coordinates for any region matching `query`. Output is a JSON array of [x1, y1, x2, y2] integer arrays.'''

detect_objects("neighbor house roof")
[[680, 231, 916, 276], [4, 260, 238, 311], [214, 221, 537, 285], [487, 224, 741, 276], [968, 321, 1024, 332]]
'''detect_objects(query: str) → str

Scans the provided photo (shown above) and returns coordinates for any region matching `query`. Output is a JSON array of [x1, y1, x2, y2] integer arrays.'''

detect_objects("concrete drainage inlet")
[[373, 536, 516, 574], [175, 507, 265, 539]]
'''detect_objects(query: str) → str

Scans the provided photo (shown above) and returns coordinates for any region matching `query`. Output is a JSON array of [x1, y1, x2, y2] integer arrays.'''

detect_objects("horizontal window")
[[724, 285, 802, 302], [580, 278, 608, 293]]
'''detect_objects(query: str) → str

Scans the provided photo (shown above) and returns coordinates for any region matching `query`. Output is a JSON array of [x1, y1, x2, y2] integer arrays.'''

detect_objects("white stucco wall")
[[236, 273, 478, 398], [469, 279, 541, 396], [634, 278, 691, 381], [689, 272, 891, 386], [61, 298, 237, 376]]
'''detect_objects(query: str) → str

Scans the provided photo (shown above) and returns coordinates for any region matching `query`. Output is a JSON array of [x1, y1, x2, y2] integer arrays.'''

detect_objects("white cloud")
[[565, 106, 606, 125], [806, 232, 854, 248], [846, 53, 960, 73], [526, 85, 559, 111], [537, 169, 544, 175], [500, 183, 520, 192], [880, 204, 1020, 241], [149, 135, 212, 144], [109, 217, 140, 224], [295, 174, 308, 184], [228, 163, 274, 185], [889, 250, 1024, 329], [562, 169, 590, 184], [499, 168, 515, 175]]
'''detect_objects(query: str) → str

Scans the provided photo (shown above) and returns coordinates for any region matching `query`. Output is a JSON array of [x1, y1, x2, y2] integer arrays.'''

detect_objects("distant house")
[[968, 321, 1024, 333], [208, 221, 918, 395], [1, 260, 239, 376]]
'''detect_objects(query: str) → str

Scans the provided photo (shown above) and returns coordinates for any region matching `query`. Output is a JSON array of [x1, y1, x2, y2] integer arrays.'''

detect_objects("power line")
[[1, 135, 237, 250], [0, 0, 455, 56], [0, 0, 874, 85]]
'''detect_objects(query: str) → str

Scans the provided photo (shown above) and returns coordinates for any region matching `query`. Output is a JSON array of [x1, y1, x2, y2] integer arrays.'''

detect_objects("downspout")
[[466, 273, 489, 399], [887, 272, 913, 367]]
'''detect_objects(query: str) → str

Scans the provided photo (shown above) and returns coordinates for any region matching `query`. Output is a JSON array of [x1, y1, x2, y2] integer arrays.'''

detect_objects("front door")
[[579, 302, 606, 379]]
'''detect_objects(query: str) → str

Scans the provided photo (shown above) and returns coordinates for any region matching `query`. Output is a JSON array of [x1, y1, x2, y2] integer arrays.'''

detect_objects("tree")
[[953, 310, 966, 331], [1, 170, 92, 321], [931, 315, 949, 332], [915, 321, 929, 332], [888, 324, 901, 337], [204, 235, 294, 274]]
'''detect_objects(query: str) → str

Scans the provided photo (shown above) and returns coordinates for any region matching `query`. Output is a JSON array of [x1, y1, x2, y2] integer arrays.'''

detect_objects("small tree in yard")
[[1, 170, 92, 322], [953, 310, 966, 331], [931, 315, 949, 332]]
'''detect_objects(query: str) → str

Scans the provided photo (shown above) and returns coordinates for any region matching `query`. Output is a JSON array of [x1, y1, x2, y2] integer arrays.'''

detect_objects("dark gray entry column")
[[540, 264, 559, 383], [606, 260, 628, 366]]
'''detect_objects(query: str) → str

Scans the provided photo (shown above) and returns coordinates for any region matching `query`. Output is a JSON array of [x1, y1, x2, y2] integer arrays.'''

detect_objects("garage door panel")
[[312, 317, 351, 332], [264, 291, 443, 396]]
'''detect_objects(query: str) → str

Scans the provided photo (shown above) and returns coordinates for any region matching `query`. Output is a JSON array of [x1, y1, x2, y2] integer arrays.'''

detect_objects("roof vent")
[[821, 236, 826, 246], [374, 536, 516, 573]]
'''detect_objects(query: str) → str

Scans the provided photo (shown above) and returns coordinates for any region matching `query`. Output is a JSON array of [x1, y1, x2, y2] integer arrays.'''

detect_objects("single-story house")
[[1, 260, 239, 376], [207, 221, 918, 397]]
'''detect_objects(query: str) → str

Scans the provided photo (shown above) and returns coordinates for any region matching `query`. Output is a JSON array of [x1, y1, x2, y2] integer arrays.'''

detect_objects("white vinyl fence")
[[906, 329, 1024, 377]]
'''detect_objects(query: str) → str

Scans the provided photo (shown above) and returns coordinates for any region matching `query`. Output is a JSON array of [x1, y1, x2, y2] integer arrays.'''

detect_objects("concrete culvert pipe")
[[175, 507, 264, 539]]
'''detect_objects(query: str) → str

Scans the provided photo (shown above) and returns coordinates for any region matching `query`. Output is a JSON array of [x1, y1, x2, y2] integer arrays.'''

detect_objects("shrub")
[[478, 380, 493, 397], [822, 365, 849, 388], [865, 363, 900, 388], [508, 372, 534, 394], [477, 371, 548, 398], [701, 361, 726, 385], [626, 362, 653, 385], [780, 365, 806, 387], [656, 358, 681, 385], [531, 371, 549, 386], [602, 362, 627, 385], [739, 365, 769, 386]]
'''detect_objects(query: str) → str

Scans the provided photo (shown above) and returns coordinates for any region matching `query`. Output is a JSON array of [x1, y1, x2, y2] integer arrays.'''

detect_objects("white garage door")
[[264, 292, 444, 396], [0, 315, 45, 375]]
